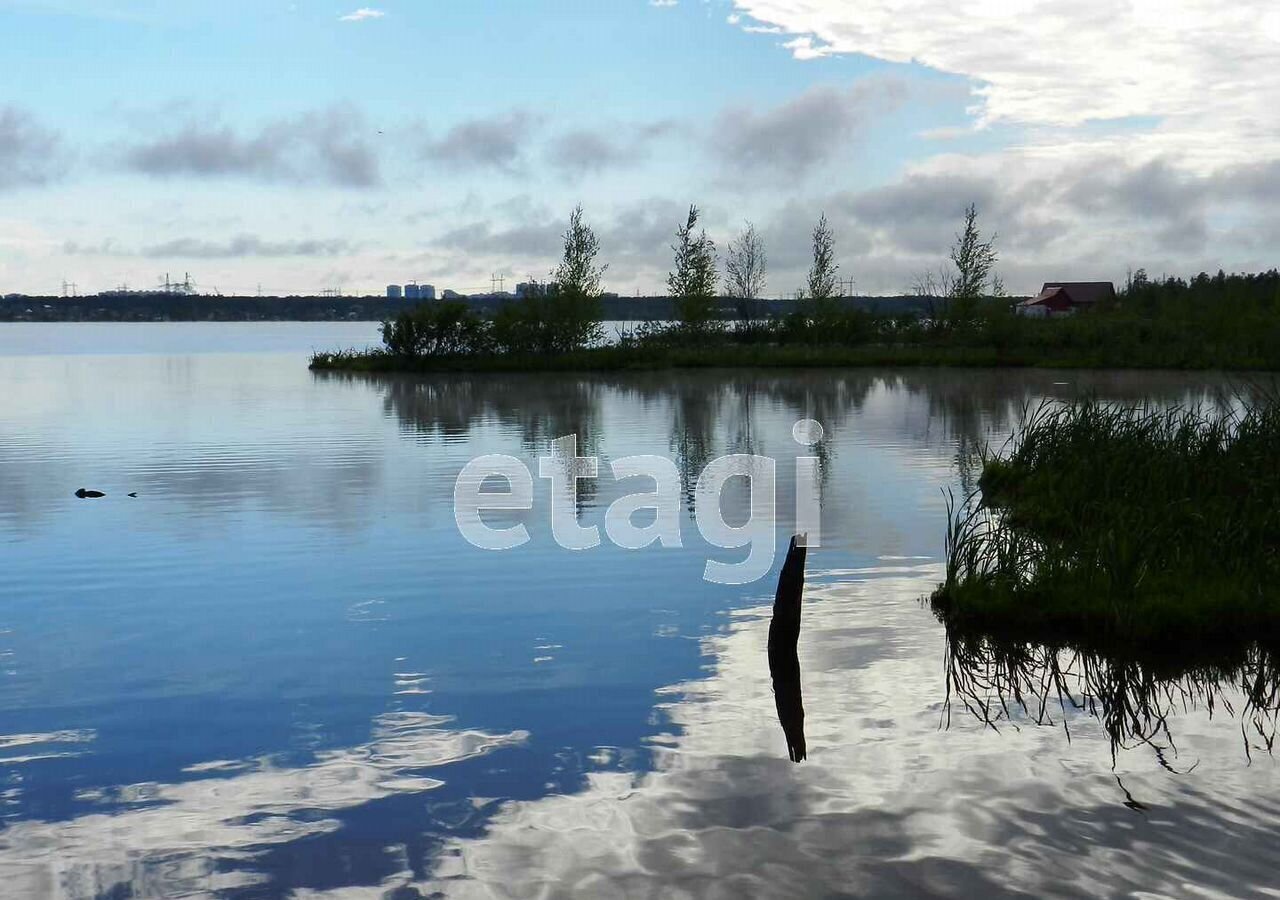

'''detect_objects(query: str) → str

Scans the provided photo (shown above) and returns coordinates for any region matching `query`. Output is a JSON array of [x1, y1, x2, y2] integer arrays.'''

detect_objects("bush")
[[934, 396, 1280, 645], [769, 305, 877, 347], [491, 289, 604, 355], [381, 302, 490, 358]]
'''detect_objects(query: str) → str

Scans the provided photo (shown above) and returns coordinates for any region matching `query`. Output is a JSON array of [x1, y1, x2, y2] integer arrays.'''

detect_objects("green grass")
[[932, 396, 1280, 646], [309, 336, 1280, 374]]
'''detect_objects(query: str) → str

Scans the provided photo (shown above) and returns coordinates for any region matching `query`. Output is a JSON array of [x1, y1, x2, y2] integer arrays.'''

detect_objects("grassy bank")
[[310, 338, 1280, 374], [932, 397, 1280, 646], [311, 310, 1280, 373], [311, 343, 1066, 373]]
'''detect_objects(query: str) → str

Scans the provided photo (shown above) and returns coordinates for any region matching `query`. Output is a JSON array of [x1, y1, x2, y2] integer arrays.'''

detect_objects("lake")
[[1, 323, 1277, 898]]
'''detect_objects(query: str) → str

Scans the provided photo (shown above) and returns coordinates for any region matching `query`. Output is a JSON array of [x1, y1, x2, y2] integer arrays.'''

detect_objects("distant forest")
[[0, 292, 939, 323]]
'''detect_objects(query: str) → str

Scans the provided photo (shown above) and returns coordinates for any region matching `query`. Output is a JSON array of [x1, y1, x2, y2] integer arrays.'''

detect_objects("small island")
[[311, 204, 1280, 374]]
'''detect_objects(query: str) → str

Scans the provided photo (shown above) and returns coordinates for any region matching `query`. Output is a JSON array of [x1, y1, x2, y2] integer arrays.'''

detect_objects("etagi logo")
[[453, 419, 825, 585]]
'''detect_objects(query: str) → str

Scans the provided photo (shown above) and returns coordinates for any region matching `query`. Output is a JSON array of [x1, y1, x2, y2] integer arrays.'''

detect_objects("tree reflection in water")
[[943, 627, 1280, 769]]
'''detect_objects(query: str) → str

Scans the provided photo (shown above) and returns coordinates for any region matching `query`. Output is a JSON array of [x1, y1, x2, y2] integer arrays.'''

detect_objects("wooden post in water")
[[768, 534, 808, 762]]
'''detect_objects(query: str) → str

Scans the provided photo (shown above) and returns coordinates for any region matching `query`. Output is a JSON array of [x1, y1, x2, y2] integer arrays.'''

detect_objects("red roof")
[[1040, 282, 1116, 305], [1019, 286, 1073, 311], [1019, 281, 1116, 311]]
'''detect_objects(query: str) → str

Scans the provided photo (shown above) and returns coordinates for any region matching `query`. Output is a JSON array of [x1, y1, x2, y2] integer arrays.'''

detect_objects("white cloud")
[[781, 35, 833, 60], [650, 0, 678, 7], [338, 7, 385, 22], [729, 1, 1280, 166]]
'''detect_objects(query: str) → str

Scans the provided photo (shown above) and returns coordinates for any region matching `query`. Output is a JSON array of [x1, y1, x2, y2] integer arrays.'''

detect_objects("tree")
[[949, 203, 1000, 313], [555, 204, 607, 301], [806, 213, 838, 301], [1125, 267, 1150, 294], [909, 265, 956, 299], [668, 204, 720, 331], [543, 205, 607, 352], [491, 206, 606, 355], [725, 221, 767, 301]]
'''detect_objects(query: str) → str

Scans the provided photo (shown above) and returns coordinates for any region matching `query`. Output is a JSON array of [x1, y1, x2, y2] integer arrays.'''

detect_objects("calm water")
[[1, 323, 1277, 899]]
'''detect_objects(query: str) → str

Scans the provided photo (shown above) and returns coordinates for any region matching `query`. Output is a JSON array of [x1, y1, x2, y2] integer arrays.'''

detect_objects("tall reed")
[[934, 393, 1280, 643]]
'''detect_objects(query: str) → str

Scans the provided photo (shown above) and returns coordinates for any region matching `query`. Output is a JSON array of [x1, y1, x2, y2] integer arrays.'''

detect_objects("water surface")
[[1, 324, 1276, 898]]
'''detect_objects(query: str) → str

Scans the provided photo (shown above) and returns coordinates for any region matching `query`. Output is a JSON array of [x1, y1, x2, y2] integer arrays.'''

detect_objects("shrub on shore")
[[380, 301, 490, 357]]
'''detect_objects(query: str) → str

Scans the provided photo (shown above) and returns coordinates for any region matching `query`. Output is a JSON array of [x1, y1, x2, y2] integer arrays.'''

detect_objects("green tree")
[[949, 203, 1000, 321], [494, 205, 607, 355], [546, 204, 607, 351], [556, 204, 607, 302], [668, 204, 720, 331], [806, 213, 838, 302]]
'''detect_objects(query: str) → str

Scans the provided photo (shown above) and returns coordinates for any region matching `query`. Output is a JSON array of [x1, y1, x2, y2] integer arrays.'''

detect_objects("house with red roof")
[[1016, 282, 1116, 317]]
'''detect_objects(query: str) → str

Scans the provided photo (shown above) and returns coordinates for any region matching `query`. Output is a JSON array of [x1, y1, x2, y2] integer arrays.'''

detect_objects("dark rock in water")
[[768, 534, 808, 762], [74, 488, 106, 499]]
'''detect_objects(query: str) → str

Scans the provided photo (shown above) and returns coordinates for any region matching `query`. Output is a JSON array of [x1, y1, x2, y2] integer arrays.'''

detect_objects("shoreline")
[[309, 344, 1280, 374]]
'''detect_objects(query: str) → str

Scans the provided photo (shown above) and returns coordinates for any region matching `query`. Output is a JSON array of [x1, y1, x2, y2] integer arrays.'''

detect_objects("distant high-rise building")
[[387, 284, 403, 299], [420, 284, 436, 300], [404, 283, 421, 300], [516, 281, 558, 299]]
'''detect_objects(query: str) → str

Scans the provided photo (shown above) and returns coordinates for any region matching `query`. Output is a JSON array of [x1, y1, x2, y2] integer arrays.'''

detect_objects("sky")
[[1, 0, 1278, 297]]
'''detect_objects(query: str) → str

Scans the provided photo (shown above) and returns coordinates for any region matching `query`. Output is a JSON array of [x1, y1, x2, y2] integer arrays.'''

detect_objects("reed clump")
[[933, 395, 1280, 644]]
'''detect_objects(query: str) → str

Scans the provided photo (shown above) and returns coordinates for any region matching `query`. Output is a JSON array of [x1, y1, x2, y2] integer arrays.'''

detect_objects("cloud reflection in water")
[[364, 566, 1280, 900], [0, 713, 527, 898]]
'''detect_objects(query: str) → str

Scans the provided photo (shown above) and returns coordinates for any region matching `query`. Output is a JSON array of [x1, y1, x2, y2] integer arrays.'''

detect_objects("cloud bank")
[[123, 106, 380, 187], [714, 80, 905, 177], [421, 111, 538, 172], [0, 107, 63, 190]]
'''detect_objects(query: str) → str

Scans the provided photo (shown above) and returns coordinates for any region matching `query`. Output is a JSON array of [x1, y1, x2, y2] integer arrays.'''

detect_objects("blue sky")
[[1, 0, 1277, 296]]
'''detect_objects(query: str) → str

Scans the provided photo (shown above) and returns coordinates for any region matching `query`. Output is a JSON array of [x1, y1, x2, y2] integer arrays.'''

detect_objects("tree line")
[[381, 201, 1005, 357], [369, 202, 1280, 369]]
